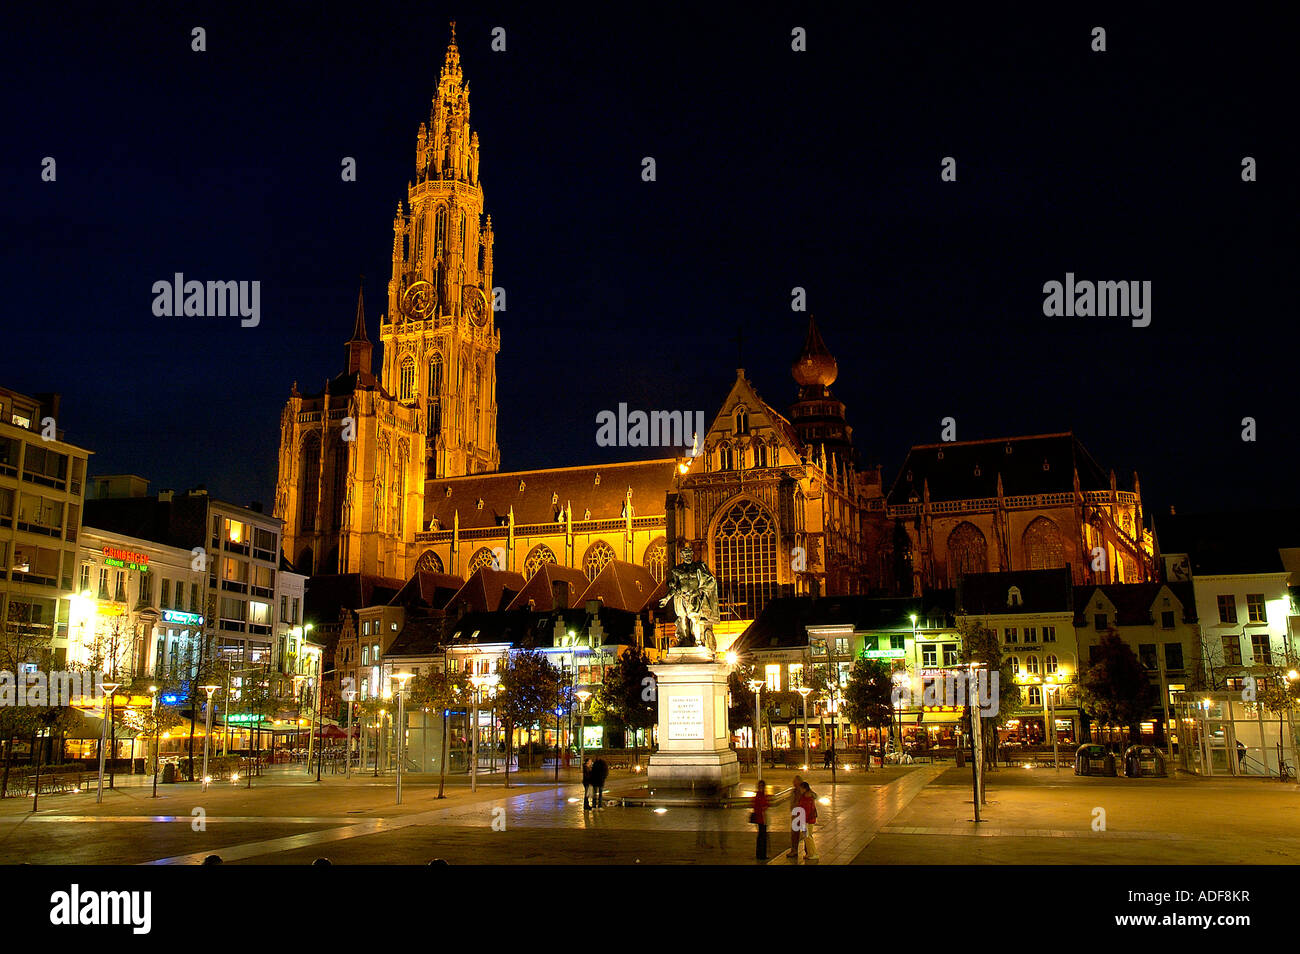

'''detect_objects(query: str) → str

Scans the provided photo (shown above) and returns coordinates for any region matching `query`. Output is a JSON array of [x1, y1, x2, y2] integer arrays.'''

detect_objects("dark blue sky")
[[3, 5, 1295, 520]]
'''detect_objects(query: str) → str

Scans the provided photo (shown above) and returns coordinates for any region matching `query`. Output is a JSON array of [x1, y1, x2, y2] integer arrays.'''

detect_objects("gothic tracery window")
[[719, 444, 734, 470], [299, 435, 321, 533], [524, 544, 557, 579], [414, 549, 444, 573], [468, 547, 499, 573], [643, 538, 668, 584], [946, 521, 988, 579], [399, 357, 415, 401], [1023, 516, 1066, 570], [583, 540, 616, 580], [435, 206, 448, 250], [714, 499, 778, 620]]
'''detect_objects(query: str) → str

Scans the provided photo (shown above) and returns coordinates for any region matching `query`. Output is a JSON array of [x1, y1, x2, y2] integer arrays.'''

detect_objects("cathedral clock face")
[[463, 286, 489, 326], [401, 280, 436, 320]]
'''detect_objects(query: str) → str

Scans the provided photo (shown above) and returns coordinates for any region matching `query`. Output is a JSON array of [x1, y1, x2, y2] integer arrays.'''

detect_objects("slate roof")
[[384, 616, 451, 660], [579, 560, 665, 613], [444, 567, 527, 614], [734, 592, 957, 652], [423, 459, 676, 531], [446, 606, 647, 650], [956, 568, 1074, 616], [1154, 511, 1300, 575], [389, 571, 465, 610], [887, 432, 1112, 506], [1073, 582, 1198, 626], [505, 564, 591, 612], [304, 573, 405, 625]]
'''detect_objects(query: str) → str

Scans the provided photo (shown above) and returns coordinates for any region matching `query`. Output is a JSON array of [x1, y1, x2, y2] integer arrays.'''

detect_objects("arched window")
[[472, 367, 483, 445], [414, 215, 425, 263], [734, 407, 748, 435], [1008, 655, 1021, 675], [299, 435, 320, 533], [1027, 686, 1041, 707], [399, 357, 415, 401], [714, 499, 778, 620], [583, 541, 616, 580], [719, 444, 734, 470], [459, 211, 466, 248], [414, 550, 444, 573], [753, 443, 767, 468], [946, 522, 988, 579], [329, 439, 347, 530], [1025, 655, 1040, 675], [468, 547, 500, 573], [1045, 654, 1059, 675], [428, 353, 443, 395], [524, 544, 557, 579], [435, 206, 448, 250], [1023, 516, 1066, 570], [643, 538, 668, 583]]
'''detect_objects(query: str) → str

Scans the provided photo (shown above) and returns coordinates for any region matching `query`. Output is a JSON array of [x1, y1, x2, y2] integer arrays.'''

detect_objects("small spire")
[[350, 278, 368, 343], [442, 21, 462, 80]]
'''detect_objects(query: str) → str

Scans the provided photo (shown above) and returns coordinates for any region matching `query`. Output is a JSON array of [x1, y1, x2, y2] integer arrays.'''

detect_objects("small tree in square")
[[495, 649, 561, 788]]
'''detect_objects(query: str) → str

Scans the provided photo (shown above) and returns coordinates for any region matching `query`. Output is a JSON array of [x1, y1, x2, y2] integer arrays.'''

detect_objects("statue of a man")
[[659, 544, 720, 651]]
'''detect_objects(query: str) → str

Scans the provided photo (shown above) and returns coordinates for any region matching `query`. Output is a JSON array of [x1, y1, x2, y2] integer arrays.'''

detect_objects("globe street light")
[[796, 686, 812, 770], [575, 689, 592, 764], [391, 672, 415, 805], [341, 689, 357, 778], [148, 686, 160, 799], [200, 684, 220, 790], [96, 681, 121, 804], [748, 679, 765, 783]]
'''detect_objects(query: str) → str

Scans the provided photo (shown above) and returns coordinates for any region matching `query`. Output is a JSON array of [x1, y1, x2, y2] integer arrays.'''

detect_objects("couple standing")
[[582, 756, 609, 810], [750, 775, 818, 862]]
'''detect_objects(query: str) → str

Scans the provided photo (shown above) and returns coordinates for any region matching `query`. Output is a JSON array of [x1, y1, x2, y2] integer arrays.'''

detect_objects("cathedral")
[[273, 28, 1153, 621]]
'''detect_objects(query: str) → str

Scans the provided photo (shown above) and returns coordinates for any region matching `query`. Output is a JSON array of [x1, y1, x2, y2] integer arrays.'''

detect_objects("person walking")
[[590, 756, 609, 808], [790, 785, 821, 868], [751, 779, 770, 860], [582, 757, 594, 811]]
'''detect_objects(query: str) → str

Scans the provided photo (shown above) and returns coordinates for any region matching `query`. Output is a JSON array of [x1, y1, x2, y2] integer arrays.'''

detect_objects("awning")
[[63, 713, 140, 741]]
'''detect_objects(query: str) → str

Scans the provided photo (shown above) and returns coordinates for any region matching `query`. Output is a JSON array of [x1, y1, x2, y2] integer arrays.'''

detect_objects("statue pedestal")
[[647, 647, 739, 790]]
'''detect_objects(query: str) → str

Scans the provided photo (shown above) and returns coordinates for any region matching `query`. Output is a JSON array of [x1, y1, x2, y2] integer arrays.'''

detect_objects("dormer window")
[[1007, 586, 1023, 607], [476, 498, 484, 510]]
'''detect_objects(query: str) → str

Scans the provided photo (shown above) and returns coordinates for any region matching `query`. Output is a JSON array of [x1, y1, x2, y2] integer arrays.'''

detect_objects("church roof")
[[505, 564, 590, 612], [425, 458, 676, 531], [389, 571, 465, 610], [579, 560, 665, 614], [886, 432, 1111, 507], [445, 567, 527, 614]]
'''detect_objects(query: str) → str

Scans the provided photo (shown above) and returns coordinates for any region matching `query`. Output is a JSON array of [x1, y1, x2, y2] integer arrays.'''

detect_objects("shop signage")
[[862, 648, 907, 659], [163, 610, 204, 626], [96, 604, 126, 616], [667, 694, 704, 740], [103, 546, 149, 571]]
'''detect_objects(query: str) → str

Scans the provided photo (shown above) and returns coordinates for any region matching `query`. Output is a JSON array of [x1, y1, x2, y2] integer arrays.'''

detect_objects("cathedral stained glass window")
[[583, 540, 615, 580], [714, 499, 778, 620], [1023, 516, 1066, 570], [524, 544, 557, 579], [946, 521, 988, 579]]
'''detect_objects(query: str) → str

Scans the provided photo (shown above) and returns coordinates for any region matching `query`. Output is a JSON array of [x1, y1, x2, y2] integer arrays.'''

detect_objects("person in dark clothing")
[[590, 757, 609, 808], [582, 758, 594, 810], [823, 745, 836, 769], [752, 779, 770, 860]]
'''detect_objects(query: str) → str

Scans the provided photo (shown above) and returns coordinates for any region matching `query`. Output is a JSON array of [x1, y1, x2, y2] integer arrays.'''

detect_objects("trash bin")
[[1123, 745, 1167, 778], [1074, 743, 1115, 776], [162, 763, 177, 784], [956, 748, 965, 768]]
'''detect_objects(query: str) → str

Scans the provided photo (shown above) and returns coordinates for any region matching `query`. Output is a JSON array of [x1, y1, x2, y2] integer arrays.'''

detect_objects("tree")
[[956, 619, 1022, 771], [842, 658, 894, 769], [1257, 670, 1300, 776], [727, 665, 756, 737], [592, 647, 656, 766], [0, 607, 58, 798], [496, 649, 561, 788], [407, 667, 468, 797], [1078, 631, 1154, 746]]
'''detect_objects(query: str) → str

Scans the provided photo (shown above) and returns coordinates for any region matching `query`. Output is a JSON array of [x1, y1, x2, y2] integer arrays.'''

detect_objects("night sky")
[[3, 6, 1295, 521]]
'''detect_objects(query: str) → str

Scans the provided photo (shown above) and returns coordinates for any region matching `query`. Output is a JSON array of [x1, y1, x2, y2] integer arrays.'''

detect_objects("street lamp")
[[796, 686, 812, 770], [577, 691, 595, 764], [342, 689, 357, 778], [748, 679, 764, 783], [200, 684, 220, 790], [148, 685, 160, 799], [96, 681, 120, 804], [469, 674, 484, 793], [391, 671, 414, 805]]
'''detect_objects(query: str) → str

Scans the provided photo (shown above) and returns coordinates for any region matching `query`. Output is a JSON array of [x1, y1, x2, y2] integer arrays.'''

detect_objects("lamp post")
[[575, 689, 592, 764], [391, 671, 414, 804], [796, 686, 812, 770], [469, 675, 483, 793], [96, 681, 121, 804], [200, 684, 220, 790], [748, 679, 764, 783], [148, 685, 160, 799], [342, 689, 356, 778]]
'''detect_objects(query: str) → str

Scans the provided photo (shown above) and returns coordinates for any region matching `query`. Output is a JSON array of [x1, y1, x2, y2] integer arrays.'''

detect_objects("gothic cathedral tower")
[[381, 24, 501, 480]]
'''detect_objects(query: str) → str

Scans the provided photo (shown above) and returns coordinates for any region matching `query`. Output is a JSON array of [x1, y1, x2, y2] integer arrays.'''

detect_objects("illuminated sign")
[[96, 604, 126, 616], [862, 649, 907, 659], [163, 610, 204, 626], [161, 694, 181, 705], [102, 546, 149, 571]]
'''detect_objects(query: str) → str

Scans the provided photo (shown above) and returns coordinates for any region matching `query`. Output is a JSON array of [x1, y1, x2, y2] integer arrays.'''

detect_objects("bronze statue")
[[659, 544, 720, 651]]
